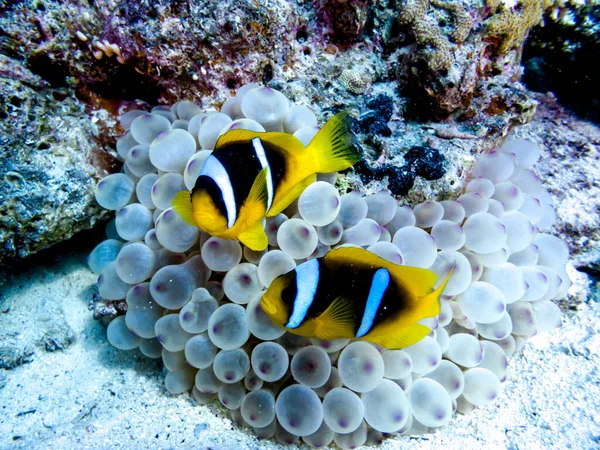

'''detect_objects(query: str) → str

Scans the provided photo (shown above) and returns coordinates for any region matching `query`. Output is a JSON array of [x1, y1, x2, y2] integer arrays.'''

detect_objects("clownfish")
[[260, 247, 453, 349], [172, 111, 362, 251]]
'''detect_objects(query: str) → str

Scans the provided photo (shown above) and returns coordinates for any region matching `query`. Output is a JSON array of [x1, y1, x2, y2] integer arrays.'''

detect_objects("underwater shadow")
[[85, 319, 163, 378]]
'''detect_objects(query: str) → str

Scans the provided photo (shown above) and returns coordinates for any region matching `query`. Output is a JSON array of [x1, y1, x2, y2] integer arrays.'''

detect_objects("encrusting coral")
[[91, 85, 568, 448], [398, 0, 474, 72], [484, 0, 556, 55]]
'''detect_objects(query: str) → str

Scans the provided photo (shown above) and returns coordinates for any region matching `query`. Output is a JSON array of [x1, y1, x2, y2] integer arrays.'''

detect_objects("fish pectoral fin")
[[238, 221, 268, 251], [267, 174, 316, 217], [314, 295, 356, 341], [236, 167, 271, 251], [362, 322, 432, 350], [172, 191, 197, 226], [245, 166, 270, 213]]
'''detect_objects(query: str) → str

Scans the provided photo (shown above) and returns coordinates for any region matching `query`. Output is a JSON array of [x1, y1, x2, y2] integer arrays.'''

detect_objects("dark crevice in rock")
[[262, 62, 274, 85], [26, 53, 69, 88], [523, 6, 600, 125], [401, 66, 452, 122], [577, 264, 600, 279], [0, 222, 108, 273], [84, 65, 164, 104]]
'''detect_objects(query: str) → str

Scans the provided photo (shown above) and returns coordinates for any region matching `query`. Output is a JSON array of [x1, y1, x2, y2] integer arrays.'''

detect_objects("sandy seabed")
[[0, 252, 598, 450]]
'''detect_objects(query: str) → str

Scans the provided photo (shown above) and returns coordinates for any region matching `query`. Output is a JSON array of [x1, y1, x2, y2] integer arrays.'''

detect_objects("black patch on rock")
[[387, 166, 418, 195], [354, 160, 416, 196], [404, 146, 446, 180], [366, 94, 394, 121], [353, 145, 445, 196], [357, 94, 394, 137], [357, 111, 392, 137]]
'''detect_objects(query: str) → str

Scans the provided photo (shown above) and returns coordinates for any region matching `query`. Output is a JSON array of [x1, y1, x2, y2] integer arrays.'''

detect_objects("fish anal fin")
[[313, 296, 356, 341], [362, 322, 432, 350], [238, 221, 268, 251], [172, 191, 196, 226], [267, 174, 316, 217]]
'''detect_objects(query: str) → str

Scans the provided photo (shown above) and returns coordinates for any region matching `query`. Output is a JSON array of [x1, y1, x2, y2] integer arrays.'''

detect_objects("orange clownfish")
[[172, 111, 361, 251], [261, 247, 453, 349]]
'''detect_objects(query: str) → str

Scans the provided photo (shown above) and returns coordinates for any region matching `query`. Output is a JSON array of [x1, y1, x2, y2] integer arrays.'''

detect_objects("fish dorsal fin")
[[324, 247, 438, 297], [362, 322, 432, 350], [238, 221, 268, 251], [216, 128, 306, 155], [214, 129, 262, 149], [313, 295, 357, 341], [267, 173, 316, 217], [172, 191, 196, 226], [259, 132, 306, 155]]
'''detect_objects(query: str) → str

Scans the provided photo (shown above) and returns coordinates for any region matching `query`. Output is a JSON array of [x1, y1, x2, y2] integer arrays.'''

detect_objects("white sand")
[[0, 253, 598, 450]]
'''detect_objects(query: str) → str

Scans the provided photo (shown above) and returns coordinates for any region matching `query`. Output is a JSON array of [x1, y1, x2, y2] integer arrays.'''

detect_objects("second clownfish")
[[172, 111, 361, 251], [261, 247, 453, 349]]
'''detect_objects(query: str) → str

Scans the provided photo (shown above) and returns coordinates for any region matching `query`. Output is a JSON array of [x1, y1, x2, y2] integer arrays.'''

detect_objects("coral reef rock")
[[0, 0, 544, 123], [0, 55, 116, 263]]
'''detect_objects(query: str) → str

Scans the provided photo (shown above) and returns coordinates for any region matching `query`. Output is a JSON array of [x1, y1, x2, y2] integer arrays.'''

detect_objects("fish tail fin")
[[172, 191, 197, 226], [419, 266, 455, 318], [305, 111, 362, 173], [363, 268, 454, 350]]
